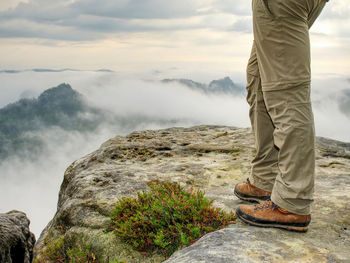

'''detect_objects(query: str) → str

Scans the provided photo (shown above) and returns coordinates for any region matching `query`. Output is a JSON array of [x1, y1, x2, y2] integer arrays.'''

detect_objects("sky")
[[0, 0, 349, 78]]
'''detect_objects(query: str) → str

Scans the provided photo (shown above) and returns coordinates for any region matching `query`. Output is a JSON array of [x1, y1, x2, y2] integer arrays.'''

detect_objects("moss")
[[107, 179, 236, 258], [34, 235, 66, 263], [34, 234, 127, 263]]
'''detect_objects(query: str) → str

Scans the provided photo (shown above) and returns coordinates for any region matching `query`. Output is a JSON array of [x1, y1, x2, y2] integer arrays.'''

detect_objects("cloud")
[[0, 68, 114, 73], [229, 17, 252, 33], [0, 0, 28, 12], [0, 71, 249, 238], [338, 88, 350, 118], [0, 0, 348, 41], [210, 0, 251, 16], [311, 76, 350, 142], [70, 0, 202, 19], [0, 124, 128, 238], [1, 70, 350, 239], [0, 0, 249, 40], [318, 0, 350, 19], [0, 18, 103, 40], [1, 0, 76, 21]]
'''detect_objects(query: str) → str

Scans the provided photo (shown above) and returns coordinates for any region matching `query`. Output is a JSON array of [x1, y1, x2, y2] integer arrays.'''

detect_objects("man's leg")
[[246, 43, 279, 192], [235, 0, 326, 231], [236, 83, 315, 230], [255, 0, 326, 214], [266, 0, 326, 215], [264, 84, 315, 214], [234, 42, 278, 202]]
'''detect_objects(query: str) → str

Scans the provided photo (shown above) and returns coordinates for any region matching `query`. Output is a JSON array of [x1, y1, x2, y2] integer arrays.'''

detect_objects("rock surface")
[[0, 210, 36, 263], [33, 125, 350, 262]]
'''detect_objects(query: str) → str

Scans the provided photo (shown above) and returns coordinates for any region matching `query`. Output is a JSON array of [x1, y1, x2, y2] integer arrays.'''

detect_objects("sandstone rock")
[[0, 210, 36, 263], [33, 125, 350, 262]]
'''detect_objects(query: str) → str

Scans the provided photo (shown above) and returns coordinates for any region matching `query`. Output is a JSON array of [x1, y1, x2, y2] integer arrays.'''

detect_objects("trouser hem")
[[271, 189, 312, 215]]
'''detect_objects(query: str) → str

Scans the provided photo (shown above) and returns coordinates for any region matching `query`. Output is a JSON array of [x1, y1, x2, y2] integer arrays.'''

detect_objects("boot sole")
[[236, 208, 309, 233], [234, 187, 270, 203]]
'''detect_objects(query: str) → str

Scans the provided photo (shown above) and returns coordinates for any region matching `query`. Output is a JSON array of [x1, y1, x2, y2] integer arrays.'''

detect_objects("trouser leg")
[[252, 0, 326, 214], [263, 84, 316, 215], [246, 43, 279, 192]]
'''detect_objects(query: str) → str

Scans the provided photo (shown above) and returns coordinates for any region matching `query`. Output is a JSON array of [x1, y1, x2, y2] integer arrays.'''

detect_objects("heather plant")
[[35, 235, 66, 262], [66, 242, 97, 263], [107, 179, 236, 257]]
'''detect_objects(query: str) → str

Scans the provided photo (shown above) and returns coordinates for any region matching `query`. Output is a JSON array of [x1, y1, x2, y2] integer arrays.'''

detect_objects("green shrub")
[[38, 235, 66, 262], [34, 235, 99, 263], [107, 179, 236, 257]]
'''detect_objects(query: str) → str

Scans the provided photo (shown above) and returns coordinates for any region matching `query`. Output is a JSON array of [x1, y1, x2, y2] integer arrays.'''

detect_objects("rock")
[[161, 77, 244, 96], [0, 210, 36, 263], [33, 125, 350, 262]]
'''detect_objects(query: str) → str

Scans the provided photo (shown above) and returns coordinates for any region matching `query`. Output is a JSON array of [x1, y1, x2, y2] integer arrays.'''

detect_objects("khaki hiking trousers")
[[247, 0, 327, 215]]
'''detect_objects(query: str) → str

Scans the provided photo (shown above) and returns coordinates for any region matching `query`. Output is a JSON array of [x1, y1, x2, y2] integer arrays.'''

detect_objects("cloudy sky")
[[0, 0, 349, 78]]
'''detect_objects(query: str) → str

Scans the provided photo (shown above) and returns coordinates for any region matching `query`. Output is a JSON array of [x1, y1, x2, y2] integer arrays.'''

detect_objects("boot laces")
[[254, 199, 277, 212]]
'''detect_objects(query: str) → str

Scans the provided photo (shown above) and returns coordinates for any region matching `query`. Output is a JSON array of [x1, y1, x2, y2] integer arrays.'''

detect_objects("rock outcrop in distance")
[[0, 210, 36, 263], [161, 76, 245, 96], [34, 125, 350, 262], [0, 79, 244, 164], [0, 83, 106, 162]]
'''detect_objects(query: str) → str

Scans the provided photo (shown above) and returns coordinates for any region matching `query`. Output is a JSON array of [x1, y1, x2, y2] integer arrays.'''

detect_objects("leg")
[[264, 84, 316, 215], [253, 0, 327, 90], [246, 42, 279, 192], [235, 0, 326, 231], [252, 0, 326, 214], [236, 85, 315, 230]]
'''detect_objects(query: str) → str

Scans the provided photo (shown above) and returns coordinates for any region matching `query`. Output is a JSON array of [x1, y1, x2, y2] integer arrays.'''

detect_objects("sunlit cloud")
[[0, 0, 348, 79]]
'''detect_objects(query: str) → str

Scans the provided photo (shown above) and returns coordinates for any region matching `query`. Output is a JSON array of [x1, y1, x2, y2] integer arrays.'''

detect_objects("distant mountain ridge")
[[0, 83, 105, 162], [161, 76, 245, 95], [0, 77, 244, 162], [0, 83, 101, 128]]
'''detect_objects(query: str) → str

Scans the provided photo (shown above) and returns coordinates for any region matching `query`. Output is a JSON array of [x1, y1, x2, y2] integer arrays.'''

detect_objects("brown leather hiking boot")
[[234, 178, 271, 202], [236, 200, 311, 232]]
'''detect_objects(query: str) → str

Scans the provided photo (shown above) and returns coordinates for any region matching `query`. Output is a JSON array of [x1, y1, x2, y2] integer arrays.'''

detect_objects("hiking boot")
[[234, 178, 271, 202], [236, 200, 311, 232]]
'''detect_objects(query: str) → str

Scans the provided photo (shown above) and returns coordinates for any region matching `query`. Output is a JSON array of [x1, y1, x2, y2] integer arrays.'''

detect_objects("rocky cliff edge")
[[33, 125, 350, 262]]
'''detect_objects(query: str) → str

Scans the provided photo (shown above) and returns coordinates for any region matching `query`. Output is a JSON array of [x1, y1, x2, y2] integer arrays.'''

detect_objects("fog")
[[311, 76, 350, 141], [0, 70, 349, 239]]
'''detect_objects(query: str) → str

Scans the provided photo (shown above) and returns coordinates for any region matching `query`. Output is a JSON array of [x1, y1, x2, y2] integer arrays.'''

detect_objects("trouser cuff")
[[271, 188, 312, 215]]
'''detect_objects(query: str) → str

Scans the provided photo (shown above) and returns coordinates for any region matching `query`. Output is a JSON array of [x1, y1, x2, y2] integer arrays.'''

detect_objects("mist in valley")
[[0, 70, 349, 238]]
